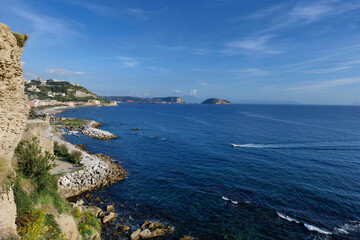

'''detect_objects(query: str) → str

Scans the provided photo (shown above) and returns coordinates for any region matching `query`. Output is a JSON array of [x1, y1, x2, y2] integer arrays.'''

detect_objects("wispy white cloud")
[[147, 66, 169, 73], [303, 57, 360, 74], [306, 66, 350, 74], [233, 68, 269, 76], [117, 56, 139, 68], [126, 8, 154, 21], [192, 48, 209, 55], [190, 67, 269, 76], [221, 35, 280, 55], [0, 1, 78, 42], [46, 66, 84, 76], [190, 89, 198, 96], [174, 89, 182, 94], [251, 0, 360, 33], [287, 77, 360, 91], [157, 45, 210, 55], [20, 61, 26, 65], [23, 72, 38, 80]]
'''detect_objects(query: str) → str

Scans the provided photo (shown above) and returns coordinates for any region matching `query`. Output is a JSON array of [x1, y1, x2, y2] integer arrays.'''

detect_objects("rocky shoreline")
[[78, 120, 118, 140], [47, 107, 195, 239], [46, 125, 125, 199]]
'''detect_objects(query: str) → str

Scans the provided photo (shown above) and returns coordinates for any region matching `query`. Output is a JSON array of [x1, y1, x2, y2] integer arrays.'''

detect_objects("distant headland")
[[201, 98, 231, 104], [101, 96, 185, 104]]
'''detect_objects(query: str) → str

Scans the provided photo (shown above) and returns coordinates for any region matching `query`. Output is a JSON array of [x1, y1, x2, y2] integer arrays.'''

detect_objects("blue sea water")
[[59, 104, 360, 239]]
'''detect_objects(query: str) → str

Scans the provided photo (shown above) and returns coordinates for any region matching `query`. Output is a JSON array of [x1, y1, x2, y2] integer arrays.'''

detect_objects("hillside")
[[102, 96, 185, 104], [25, 79, 102, 102], [201, 98, 231, 104]]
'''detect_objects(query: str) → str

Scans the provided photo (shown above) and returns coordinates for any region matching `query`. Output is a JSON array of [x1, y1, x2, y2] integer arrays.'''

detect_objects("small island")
[[201, 98, 231, 104]]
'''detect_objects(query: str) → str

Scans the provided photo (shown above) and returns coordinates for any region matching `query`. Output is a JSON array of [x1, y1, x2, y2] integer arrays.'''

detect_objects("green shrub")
[[13, 177, 34, 216], [54, 142, 83, 165], [72, 208, 100, 240], [70, 150, 82, 164], [12, 32, 28, 47], [15, 137, 55, 180]]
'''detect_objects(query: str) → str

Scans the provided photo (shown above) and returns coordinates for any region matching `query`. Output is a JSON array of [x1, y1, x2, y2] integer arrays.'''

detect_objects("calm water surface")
[[59, 104, 360, 240]]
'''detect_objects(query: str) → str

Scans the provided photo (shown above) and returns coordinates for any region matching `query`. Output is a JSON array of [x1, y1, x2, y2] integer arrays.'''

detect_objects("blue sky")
[[1, 0, 360, 104]]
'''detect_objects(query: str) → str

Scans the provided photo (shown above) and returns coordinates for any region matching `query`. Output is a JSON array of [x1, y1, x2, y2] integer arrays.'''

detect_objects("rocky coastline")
[[46, 125, 125, 199], [78, 120, 118, 140]]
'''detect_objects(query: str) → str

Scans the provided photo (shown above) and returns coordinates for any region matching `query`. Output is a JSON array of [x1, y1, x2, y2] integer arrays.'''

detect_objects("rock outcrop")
[[78, 120, 118, 140], [201, 98, 231, 104], [0, 23, 29, 238], [130, 221, 174, 240]]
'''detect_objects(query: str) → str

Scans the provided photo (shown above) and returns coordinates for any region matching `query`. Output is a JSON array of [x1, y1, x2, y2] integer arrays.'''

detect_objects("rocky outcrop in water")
[[130, 221, 174, 240], [201, 98, 231, 104], [78, 120, 118, 140], [0, 23, 29, 238]]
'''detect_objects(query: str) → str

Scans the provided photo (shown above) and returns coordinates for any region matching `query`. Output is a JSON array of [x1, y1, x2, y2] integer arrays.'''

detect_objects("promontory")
[[201, 98, 231, 104]]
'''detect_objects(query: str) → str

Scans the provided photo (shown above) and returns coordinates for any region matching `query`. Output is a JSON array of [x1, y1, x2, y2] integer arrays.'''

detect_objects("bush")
[[54, 142, 83, 165], [12, 32, 28, 47], [15, 137, 55, 180], [72, 208, 101, 240], [13, 177, 33, 216], [70, 150, 82, 165], [17, 210, 45, 240]]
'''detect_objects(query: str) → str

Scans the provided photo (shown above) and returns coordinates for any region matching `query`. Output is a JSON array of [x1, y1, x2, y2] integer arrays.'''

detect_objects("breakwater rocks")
[[47, 130, 126, 199], [130, 221, 174, 240], [78, 120, 118, 140]]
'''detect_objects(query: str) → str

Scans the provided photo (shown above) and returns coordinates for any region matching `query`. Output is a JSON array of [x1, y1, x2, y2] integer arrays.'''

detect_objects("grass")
[[12, 32, 28, 47], [54, 118, 86, 128]]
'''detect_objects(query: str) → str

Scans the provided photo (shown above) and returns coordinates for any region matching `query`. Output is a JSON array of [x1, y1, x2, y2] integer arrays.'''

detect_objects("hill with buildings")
[[25, 78, 102, 102]]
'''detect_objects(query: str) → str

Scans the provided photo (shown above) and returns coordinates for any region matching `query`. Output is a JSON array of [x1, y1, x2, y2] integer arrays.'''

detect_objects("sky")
[[1, 0, 360, 104]]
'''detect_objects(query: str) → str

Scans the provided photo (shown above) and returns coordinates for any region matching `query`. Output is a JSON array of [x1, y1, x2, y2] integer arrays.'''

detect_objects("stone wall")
[[0, 23, 29, 238]]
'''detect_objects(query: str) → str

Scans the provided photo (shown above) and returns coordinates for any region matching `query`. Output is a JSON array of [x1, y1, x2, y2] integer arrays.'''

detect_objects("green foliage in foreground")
[[14, 137, 70, 239], [12, 32, 28, 47], [72, 207, 101, 240], [55, 118, 86, 128], [54, 142, 83, 165]]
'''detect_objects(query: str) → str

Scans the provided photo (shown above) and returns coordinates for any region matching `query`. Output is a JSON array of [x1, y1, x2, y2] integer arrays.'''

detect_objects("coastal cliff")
[[0, 23, 29, 238]]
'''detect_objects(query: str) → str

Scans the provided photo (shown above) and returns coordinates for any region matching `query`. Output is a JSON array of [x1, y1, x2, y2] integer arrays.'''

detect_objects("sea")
[[58, 104, 360, 240]]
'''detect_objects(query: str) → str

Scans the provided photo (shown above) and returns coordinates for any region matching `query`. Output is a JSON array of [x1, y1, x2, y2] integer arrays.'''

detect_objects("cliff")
[[0, 23, 29, 238], [201, 98, 231, 104]]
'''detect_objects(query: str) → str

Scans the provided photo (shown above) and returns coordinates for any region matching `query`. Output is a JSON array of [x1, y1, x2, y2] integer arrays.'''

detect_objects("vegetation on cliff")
[[201, 98, 231, 104], [12, 32, 28, 47], [72, 207, 101, 240], [13, 137, 69, 239]]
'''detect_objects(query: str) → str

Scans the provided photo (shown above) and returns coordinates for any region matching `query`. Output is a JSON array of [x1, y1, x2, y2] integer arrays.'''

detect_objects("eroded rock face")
[[21, 119, 54, 154], [0, 23, 29, 161], [0, 23, 29, 238]]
